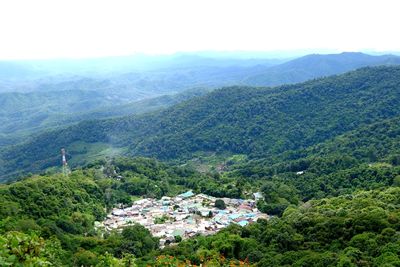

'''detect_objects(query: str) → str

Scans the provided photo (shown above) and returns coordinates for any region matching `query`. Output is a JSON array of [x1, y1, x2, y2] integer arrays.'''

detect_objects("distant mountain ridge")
[[2, 52, 399, 93], [244, 52, 400, 86], [0, 88, 210, 147], [2, 66, 400, 181], [3, 51, 399, 149]]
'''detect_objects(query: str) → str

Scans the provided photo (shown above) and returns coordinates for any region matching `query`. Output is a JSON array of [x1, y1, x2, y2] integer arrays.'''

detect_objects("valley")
[[2, 1, 400, 265], [1, 53, 400, 266], [2, 64, 400, 182], [101, 191, 267, 248]]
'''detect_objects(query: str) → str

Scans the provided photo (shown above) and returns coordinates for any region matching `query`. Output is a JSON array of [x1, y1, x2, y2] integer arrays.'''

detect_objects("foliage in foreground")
[[158, 187, 400, 266], [0, 157, 244, 266], [1, 156, 400, 266]]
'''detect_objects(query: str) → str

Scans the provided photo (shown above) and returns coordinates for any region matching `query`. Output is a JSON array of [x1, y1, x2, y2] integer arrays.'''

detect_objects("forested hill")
[[0, 87, 210, 147], [2, 52, 399, 147], [2, 66, 400, 181], [2, 158, 400, 266], [245, 52, 400, 86], [228, 114, 400, 214]]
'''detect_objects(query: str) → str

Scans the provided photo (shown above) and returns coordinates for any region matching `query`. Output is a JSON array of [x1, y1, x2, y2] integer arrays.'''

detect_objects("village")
[[98, 191, 268, 247]]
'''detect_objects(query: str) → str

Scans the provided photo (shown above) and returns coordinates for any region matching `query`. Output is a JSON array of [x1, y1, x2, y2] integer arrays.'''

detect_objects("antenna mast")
[[61, 148, 70, 176]]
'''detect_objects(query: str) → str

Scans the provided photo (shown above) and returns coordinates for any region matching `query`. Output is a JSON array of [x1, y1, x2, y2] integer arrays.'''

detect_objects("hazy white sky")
[[0, 0, 399, 60]]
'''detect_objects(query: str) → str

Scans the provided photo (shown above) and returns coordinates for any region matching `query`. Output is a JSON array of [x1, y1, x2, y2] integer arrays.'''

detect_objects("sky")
[[0, 0, 399, 60]]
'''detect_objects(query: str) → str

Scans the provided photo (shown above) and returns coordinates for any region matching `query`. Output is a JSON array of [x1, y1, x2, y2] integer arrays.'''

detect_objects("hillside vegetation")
[[0, 157, 250, 266], [2, 66, 400, 180], [159, 187, 400, 266], [1, 52, 399, 149], [229, 115, 400, 215], [1, 160, 399, 266], [0, 88, 209, 146], [245, 52, 400, 86], [2, 64, 400, 266]]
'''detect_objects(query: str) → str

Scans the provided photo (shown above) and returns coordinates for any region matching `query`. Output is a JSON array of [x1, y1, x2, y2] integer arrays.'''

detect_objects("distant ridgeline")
[[1, 66, 400, 181]]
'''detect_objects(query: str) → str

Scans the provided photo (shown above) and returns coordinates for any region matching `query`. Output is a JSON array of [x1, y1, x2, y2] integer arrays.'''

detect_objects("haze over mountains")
[[1, 51, 400, 150], [1, 53, 400, 181], [244, 52, 400, 86], [2, 50, 400, 266], [3, 0, 400, 264]]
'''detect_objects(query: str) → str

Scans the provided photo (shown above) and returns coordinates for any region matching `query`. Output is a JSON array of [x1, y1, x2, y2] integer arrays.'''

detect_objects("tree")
[[117, 224, 159, 257], [215, 199, 226, 210], [96, 252, 137, 267], [0, 231, 63, 266], [393, 175, 400, 186], [74, 249, 99, 267]]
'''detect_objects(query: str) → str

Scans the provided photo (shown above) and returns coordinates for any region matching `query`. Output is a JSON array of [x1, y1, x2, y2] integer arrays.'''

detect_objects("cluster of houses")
[[98, 191, 268, 247]]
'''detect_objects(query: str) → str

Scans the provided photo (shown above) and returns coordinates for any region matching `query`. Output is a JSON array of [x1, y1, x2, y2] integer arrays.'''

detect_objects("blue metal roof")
[[179, 190, 195, 198], [237, 220, 249, 227], [229, 214, 241, 220]]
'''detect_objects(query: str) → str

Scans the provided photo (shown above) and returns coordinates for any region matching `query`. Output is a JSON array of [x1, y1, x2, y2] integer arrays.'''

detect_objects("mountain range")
[[2, 65, 400, 181], [1, 52, 400, 149], [2, 51, 400, 266]]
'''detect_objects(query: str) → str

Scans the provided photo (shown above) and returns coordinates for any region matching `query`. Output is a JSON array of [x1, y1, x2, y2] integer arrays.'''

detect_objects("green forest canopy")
[[2, 66, 400, 181], [2, 66, 400, 266]]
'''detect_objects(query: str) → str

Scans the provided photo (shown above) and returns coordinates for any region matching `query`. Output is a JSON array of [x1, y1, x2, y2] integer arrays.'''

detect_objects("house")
[[179, 190, 195, 199], [238, 204, 253, 211], [237, 220, 249, 227], [101, 191, 268, 243], [253, 192, 263, 200], [172, 228, 185, 237], [112, 210, 126, 216]]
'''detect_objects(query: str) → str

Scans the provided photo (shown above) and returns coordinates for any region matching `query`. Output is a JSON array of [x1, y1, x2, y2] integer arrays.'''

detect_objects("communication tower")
[[61, 148, 71, 176]]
